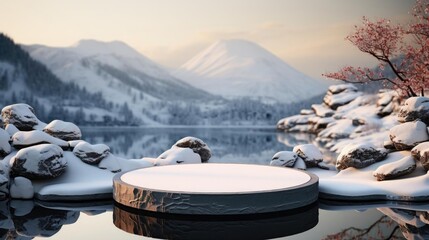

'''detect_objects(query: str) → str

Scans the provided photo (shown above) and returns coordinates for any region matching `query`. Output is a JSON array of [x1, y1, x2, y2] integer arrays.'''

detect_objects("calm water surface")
[[12, 127, 423, 239]]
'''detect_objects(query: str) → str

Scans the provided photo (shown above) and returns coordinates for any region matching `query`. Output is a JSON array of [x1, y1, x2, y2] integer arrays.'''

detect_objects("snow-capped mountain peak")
[[71, 39, 144, 59], [175, 39, 330, 103]]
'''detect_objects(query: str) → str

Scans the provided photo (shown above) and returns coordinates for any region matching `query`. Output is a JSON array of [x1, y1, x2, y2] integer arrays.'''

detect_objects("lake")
[[5, 127, 421, 239]]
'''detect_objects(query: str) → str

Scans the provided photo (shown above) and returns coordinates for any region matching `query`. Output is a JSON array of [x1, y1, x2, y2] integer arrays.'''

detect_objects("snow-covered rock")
[[98, 154, 121, 173], [43, 120, 81, 141], [154, 148, 201, 166], [173, 137, 211, 162], [68, 140, 85, 149], [10, 144, 67, 179], [0, 129, 11, 157], [318, 119, 356, 140], [10, 177, 34, 199], [389, 121, 429, 150], [270, 151, 298, 167], [293, 144, 323, 167], [336, 143, 388, 170], [276, 114, 314, 131], [398, 97, 429, 124], [4, 124, 19, 136], [11, 130, 68, 149], [293, 157, 307, 170], [1, 104, 44, 131], [373, 156, 416, 181], [411, 142, 429, 171], [300, 109, 314, 115], [72, 142, 110, 165], [327, 84, 358, 94], [311, 104, 334, 117], [376, 90, 399, 117], [323, 89, 362, 110], [0, 163, 9, 198]]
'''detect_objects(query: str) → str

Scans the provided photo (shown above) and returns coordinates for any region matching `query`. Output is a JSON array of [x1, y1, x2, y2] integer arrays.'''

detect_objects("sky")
[[0, 0, 415, 78]]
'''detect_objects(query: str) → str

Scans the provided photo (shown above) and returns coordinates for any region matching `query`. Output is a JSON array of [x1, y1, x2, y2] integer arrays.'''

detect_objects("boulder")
[[173, 137, 211, 162], [0, 129, 11, 158], [11, 130, 68, 149], [270, 151, 298, 167], [10, 177, 34, 199], [154, 147, 201, 166], [411, 142, 429, 171], [9, 144, 67, 179], [73, 142, 110, 165], [373, 156, 416, 181], [398, 97, 429, 124], [1, 104, 41, 131], [389, 121, 429, 150], [293, 144, 323, 167], [336, 143, 388, 170], [311, 104, 334, 117], [43, 120, 82, 141]]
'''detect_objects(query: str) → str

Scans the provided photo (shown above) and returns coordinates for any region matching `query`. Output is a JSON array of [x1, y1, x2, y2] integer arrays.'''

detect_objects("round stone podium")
[[113, 163, 318, 215]]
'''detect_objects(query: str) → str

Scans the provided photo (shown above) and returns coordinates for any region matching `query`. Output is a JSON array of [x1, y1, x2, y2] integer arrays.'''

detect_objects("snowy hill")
[[24, 39, 217, 124], [174, 39, 331, 103]]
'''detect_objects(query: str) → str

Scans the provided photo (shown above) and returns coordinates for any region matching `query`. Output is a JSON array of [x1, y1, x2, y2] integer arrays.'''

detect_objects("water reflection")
[[81, 127, 318, 164], [113, 203, 319, 240]]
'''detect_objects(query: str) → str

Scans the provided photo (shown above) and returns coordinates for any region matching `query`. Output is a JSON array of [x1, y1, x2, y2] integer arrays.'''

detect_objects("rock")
[[1, 104, 41, 131], [389, 121, 429, 150], [323, 90, 362, 110], [73, 142, 110, 165], [11, 130, 68, 149], [318, 119, 356, 140], [300, 109, 314, 115], [0, 163, 9, 199], [327, 84, 358, 94], [376, 90, 399, 117], [270, 151, 298, 167], [43, 120, 82, 141], [4, 124, 19, 136], [309, 116, 334, 133], [311, 104, 334, 117], [10, 144, 67, 179], [398, 97, 429, 124], [336, 143, 388, 170], [373, 156, 416, 181], [293, 157, 307, 170], [0, 129, 11, 158], [154, 148, 201, 166], [173, 137, 211, 162], [10, 177, 34, 199], [276, 114, 314, 131], [383, 139, 396, 150], [293, 144, 323, 167], [411, 142, 429, 171]]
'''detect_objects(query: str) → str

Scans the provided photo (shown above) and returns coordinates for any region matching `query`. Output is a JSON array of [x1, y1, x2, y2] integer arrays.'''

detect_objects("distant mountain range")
[[0, 33, 328, 125], [174, 39, 330, 103]]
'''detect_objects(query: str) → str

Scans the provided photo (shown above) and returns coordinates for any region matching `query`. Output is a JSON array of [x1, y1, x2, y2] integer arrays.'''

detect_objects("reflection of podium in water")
[[113, 202, 319, 239]]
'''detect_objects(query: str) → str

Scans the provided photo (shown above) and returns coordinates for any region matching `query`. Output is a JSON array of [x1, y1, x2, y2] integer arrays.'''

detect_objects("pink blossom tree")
[[323, 0, 429, 97]]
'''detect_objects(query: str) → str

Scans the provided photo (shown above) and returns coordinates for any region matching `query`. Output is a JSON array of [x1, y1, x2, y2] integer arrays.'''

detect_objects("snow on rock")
[[336, 142, 388, 170], [411, 142, 429, 171], [398, 97, 429, 124], [327, 84, 358, 95], [376, 90, 399, 117], [72, 142, 110, 165], [373, 156, 416, 181], [68, 140, 85, 149], [11, 130, 68, 149], [4, 124, 19, 137], [311, 104, 334, 117], [300, 109, 314, 115], [318, 151, 429, 200], [389, 121, 429, 150], [270, 151, 298, 167], [10, 144, 67, 179], [1, 104, 43, 131], [318, 119, 356, 141], [43, 120, 82, 141], [173, 136, 211, 162], [154, 148, 201, 166], [10, 177, 34, 199], [0, 128, 11, 158], [276, 114, 314, 131], [293, 157, 307, 170], [293, 144, 323, 167], [323, 89, 362, 110], [98, 154, 121, 173]]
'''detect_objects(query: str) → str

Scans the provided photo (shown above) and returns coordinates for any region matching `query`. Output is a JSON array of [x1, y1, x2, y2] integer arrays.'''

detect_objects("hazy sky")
[[0, 0, 414, 78]]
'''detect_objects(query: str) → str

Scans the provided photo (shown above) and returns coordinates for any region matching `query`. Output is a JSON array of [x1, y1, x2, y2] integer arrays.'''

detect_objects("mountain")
[[174, 39, 330, 103], [24, 39, 218, 124], [0, 33, 117, 125]]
